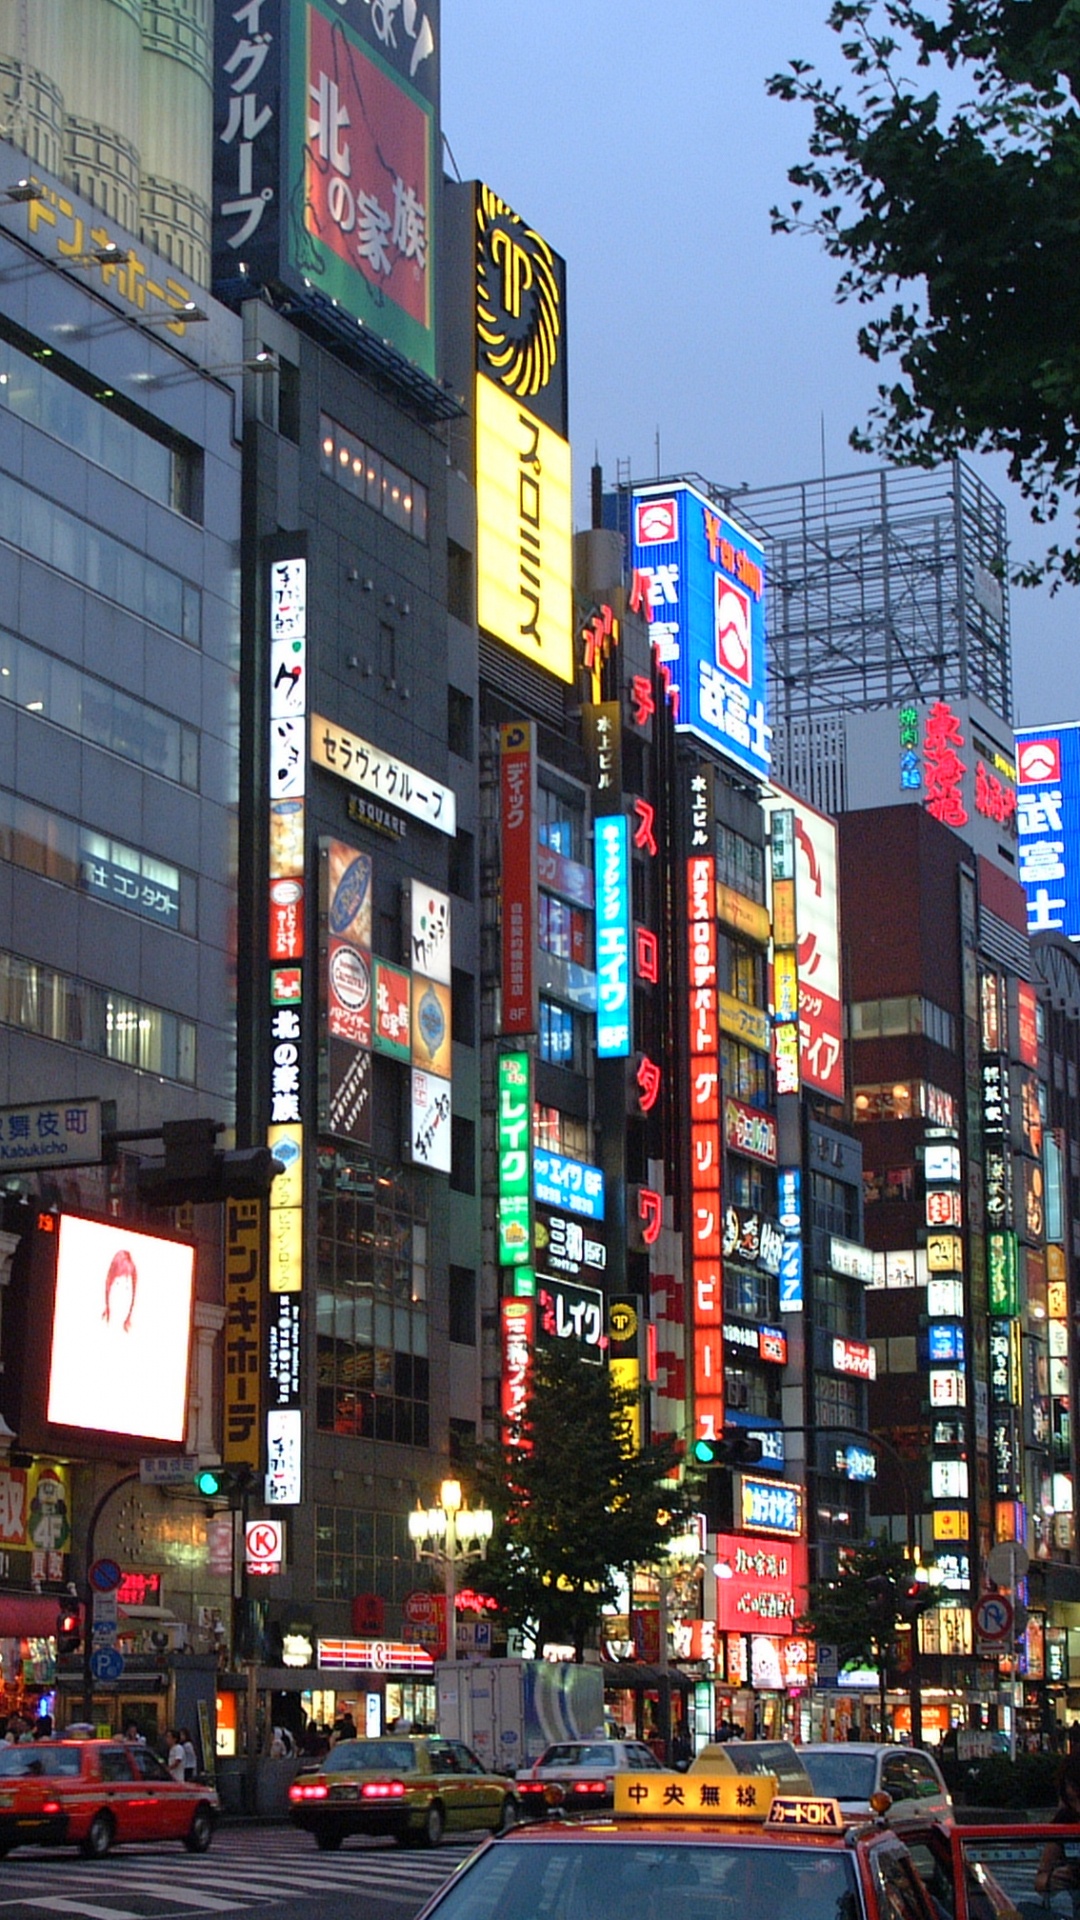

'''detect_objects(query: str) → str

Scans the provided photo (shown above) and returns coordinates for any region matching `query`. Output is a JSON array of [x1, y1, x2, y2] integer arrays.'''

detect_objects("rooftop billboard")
[[1016, 723, 1080, 940], [629, 482, 769, 780]]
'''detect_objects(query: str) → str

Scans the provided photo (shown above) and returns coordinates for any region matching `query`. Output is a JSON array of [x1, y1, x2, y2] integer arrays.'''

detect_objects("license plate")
[[0, 1794, 12, 1809]]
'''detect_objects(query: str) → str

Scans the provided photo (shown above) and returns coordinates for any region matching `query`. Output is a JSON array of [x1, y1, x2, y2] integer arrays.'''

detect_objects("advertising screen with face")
[[46, 1216, 194, 1444]]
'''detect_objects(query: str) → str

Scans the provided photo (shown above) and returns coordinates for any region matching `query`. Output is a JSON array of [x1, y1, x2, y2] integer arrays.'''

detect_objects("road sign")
[[92, 1590, 118, 1646], [89, 1647, 125, 1682], [975, 1591, 1013, 1642], [245, 1518, 284, 1576], [815, 1642, 839, 1684], [88, 1557, 122, 1594], [140, 1456, 199, 1487], [987, 1542, 1030, 1586]]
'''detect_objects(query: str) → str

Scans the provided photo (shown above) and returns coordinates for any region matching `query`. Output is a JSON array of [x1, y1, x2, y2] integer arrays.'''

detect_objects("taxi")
[[0, 1738, 219, 1858], [404, 1770, 959, 1920], [288, 1735, 520, 1849]]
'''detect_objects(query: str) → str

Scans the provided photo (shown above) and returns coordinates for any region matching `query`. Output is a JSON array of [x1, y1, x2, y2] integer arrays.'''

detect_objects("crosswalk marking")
[[18, 1902, 141, 1920], [87, 1887, 242, 1913]]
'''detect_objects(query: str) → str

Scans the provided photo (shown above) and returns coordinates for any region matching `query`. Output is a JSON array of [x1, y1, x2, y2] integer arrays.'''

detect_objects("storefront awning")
[[603, 1663, 693, 1693], [0, 1592, 72, 1638]]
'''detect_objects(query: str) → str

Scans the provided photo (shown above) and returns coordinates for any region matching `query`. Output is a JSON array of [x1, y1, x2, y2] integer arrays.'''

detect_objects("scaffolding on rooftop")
[[738, 458, 1013, 799]]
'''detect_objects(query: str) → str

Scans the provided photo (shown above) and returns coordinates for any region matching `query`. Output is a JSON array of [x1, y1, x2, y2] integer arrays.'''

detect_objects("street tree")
[[798, 1536, 910, 1729], [468, 1340, 688, 1661], [769, 1, 1080, 584]]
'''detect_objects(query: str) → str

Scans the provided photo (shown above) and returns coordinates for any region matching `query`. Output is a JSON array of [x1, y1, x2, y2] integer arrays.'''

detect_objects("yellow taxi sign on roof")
[[766, 1796, 845, 1830], [613, 1771, 778, 1821]]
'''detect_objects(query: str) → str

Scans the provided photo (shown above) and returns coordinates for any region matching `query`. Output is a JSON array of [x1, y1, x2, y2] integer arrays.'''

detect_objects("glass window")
[[0, 631, 198, 788], [319, 414, 428, 543], [0, 947, 195, 1082], [0, 471, 198, 642], [536, 783, 585, 864]]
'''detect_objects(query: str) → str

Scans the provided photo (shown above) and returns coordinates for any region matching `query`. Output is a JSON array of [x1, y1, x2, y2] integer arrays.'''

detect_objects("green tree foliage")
[[769, 1, 1080, 584], [468, 1341, 689, 1661], [798, 1535, 910, 1672]]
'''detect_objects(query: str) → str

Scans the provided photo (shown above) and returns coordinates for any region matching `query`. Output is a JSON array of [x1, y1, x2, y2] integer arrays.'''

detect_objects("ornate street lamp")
[[408, 1481, 493, 1664]]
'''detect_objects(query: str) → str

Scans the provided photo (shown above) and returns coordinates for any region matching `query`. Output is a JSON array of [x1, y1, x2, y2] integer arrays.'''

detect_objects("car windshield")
[[423, 1839, 859, 1920], [0, 1744, 81, 1778], [540, 1745, 615, 1768], [326, 1741, 417, 1773], [800, 1752, 878, 1800]]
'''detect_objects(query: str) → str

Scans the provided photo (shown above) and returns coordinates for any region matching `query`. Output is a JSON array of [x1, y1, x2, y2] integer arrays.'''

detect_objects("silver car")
[[516, 1739, 663, 1812], [798, 1742, 953, 1826]]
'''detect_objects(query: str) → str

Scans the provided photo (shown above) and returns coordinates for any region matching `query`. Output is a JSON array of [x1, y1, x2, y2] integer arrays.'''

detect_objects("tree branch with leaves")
[[769, 0, 1080, 585], [465, 1341, 691, 1662]]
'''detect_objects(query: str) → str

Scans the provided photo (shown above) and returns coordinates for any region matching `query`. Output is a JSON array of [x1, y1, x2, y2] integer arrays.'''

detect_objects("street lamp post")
[[408, 1480, 493, 1664]]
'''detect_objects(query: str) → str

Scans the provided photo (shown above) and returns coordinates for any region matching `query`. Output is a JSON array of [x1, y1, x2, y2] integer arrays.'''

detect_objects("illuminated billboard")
[[476, 377, 574, 683], [762, 784, 844, 1102], [214, 0, 439, 380], [475, 184, 567, 438], [629, 482, 769, 779], [15, 1216, 195, 1450], [1016, 722, 1080, 939]]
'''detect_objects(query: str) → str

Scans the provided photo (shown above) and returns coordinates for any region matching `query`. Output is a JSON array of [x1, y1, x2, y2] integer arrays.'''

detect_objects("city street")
[[0, 1824, 478, 1920]]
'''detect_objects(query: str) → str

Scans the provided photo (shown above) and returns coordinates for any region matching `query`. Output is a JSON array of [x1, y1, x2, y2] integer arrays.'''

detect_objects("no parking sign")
[[245, 1518, 284, 1576]]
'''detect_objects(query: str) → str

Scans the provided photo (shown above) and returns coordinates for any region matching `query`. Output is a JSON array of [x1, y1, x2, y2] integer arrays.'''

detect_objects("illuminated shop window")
[[853, 1082, 958, 1126], [0, 948, 195, 1081], [720, 1036, 769, 1105], [532, 1104, 590, 1160], [0, 630, 198, 787], [538, 999, 584, 1069], [319, 413, 428, 542], [315, 1147, 430, 1446], [537, 783, 586, 864], [723, 1265, 778, 1321]]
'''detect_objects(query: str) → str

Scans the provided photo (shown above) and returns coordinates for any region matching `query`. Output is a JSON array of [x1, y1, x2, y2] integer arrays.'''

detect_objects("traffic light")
[[193, 1464, 255, 1500], [136, 1120, 284, 1207], [55, 1609, 81, 1657], [865, 1574, 897, 1631], [692, 1431, 765, 1468], [896, 1576, 939, 1625]]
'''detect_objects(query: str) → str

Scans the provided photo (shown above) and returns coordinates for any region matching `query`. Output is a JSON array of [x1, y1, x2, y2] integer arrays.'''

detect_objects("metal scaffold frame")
[[739, 459, 1013, 784]]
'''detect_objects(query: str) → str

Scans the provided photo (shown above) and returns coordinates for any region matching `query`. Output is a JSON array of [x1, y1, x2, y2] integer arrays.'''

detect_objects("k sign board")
[[630, 483, 769, 780], [1016, 723, 1080, 939]]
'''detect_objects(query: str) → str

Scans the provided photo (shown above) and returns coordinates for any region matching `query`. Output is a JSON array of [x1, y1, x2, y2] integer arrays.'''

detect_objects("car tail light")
[[519, 1781, 546, 1796], [289, 1782, 329, 1801], [361, 1781, 406, 1800], [576, 1779, 607, 1796], [42, 1801, 60, 1816]]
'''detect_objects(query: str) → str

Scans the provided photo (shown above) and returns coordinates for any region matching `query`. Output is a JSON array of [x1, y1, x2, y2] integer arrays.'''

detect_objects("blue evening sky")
[[443, 2, 1077, 728]]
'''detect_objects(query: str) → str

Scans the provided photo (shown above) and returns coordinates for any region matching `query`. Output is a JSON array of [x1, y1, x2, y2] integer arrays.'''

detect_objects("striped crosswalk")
[[0, 1823, 479, 1919]]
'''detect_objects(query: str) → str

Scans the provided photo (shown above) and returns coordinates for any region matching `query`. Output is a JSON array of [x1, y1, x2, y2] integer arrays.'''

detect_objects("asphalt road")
[[0, 1822, 480, 1920]]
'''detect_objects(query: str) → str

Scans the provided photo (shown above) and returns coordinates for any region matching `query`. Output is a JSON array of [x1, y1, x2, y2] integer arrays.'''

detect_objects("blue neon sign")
[[629, 482, 769, 780], [593, 813, 631, 1057], [533, 1149, 605, 1221], [1016, 724, 1080, 939]]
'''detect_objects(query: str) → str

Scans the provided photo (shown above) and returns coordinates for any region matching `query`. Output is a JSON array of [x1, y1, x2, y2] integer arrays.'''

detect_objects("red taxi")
[[0, 1739, 219, 1858], [404, 1770, 966, 1920]]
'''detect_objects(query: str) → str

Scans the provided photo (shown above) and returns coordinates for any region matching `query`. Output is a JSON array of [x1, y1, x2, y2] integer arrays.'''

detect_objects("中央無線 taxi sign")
[[613, 1772, 779, 1819]]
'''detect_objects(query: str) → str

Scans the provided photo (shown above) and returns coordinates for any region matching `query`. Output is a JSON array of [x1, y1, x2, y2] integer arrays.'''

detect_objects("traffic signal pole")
[[80, 1470, 140, 1725]]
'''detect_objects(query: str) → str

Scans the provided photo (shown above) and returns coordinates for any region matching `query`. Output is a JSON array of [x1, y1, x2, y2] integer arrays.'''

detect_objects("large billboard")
[[8, 1214, 195, 1453], [214, 0, 439, 379], [475, 376, 574, 683], [475, 184, 567, 438], [1015, 723, 1080, 939], [629, 482, 769, 780], [762, 785, 844, 1103]]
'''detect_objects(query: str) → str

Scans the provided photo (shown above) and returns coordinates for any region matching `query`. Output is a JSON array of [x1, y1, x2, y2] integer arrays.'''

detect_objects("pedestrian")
[[166, 1729, 186, 1784], [180, 1727, 198, 1782], [1036, 1755, 1080, 1896], [124, 1722, 145, 1745]]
